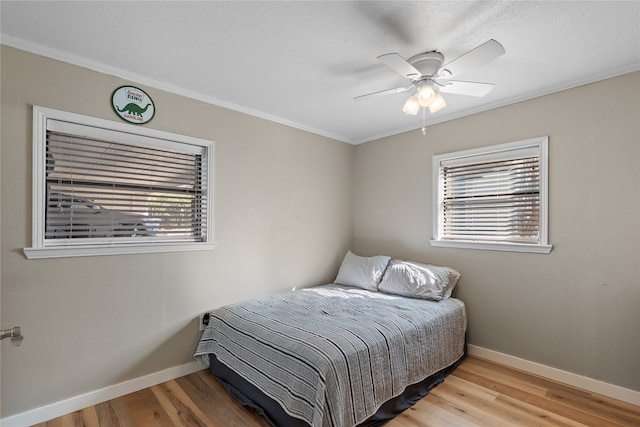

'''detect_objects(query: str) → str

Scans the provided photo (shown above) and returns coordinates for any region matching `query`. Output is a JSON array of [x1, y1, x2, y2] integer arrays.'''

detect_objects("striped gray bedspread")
[[194, 284, 466, 427]]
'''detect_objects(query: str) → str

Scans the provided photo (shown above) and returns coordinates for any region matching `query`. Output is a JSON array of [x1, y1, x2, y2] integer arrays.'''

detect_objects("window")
[[431, 137, 551, 253], [24, 106, 215, 259]]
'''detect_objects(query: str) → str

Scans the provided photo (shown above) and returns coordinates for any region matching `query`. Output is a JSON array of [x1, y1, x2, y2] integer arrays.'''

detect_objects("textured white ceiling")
[[1, 1, 639, 144]]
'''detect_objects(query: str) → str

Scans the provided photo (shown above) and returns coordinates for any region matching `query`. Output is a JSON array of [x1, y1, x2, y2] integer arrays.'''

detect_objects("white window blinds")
[[432, 137, 551, 253], [440, 156, 540, 243], [45, 128, 207, 241]]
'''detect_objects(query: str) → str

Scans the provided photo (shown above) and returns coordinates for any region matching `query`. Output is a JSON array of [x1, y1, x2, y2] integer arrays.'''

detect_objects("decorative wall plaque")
[[111, 86, 155, 124]]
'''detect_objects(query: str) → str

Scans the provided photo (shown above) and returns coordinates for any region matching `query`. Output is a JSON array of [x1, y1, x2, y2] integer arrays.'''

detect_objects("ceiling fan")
[[354, 39, 505, 115]]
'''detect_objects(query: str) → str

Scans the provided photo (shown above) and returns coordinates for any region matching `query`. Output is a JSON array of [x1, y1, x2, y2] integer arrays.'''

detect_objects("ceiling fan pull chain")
[[421, 108, 427, 136]]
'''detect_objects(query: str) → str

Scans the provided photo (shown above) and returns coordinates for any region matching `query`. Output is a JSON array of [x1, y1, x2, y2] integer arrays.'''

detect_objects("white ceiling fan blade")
[[377, 53, 422, 80], [353, 85, 413, 101], [439, 39, 505, 78], [438, 80, 495, 97]]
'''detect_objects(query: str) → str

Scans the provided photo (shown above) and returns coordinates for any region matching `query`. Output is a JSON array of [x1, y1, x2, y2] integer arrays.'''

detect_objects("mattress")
[[195, 284, 467, 427]]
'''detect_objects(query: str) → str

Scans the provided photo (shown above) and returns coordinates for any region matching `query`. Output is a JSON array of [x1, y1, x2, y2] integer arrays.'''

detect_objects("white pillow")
[[378, 259, 460, 301], [334, 251, 391, 291]]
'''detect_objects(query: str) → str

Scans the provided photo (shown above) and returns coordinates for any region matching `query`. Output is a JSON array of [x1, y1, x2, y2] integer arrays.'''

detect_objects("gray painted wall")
[[353, 71, 640, 392], [0, 46, 354, 417]]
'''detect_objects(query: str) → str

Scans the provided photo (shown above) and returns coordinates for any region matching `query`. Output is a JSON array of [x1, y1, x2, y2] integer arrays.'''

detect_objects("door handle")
[[1, 326, 23, 346]]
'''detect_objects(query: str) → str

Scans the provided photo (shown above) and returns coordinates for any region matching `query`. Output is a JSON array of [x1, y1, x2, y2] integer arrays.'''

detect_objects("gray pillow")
[[334, 251, 391, 291], [378, 259, 460, 301]]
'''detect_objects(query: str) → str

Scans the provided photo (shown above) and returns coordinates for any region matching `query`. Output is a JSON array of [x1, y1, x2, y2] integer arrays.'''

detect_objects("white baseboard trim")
[[467, 344, 640, 406], [0, 360, 204, 427]]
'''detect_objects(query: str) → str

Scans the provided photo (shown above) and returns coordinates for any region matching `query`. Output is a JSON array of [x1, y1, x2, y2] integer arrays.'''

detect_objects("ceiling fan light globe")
[[428, 93, 447, 113], [402, 95, 420, 115], [418, 84, 436, 107]]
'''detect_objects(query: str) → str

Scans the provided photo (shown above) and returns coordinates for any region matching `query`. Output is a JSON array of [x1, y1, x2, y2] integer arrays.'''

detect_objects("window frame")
[[431, 137, 552, 254], [24, 106, 216, 259]]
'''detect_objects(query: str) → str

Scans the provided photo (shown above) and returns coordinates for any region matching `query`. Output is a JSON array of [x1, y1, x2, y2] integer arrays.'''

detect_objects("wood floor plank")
[[453, 366, 625, 427], [78, 407, 100, 427], [461, 357, 640, 426], [432, 392, 512, 425], [94, 399, 127, 427], [120, 388, 173, 427], [174, 375, 226, 426], [440, 374, 501, 401], [395, 398, 481, 427], [32, 356, 640, 427], [492, 392, 591, 427], [150, 380, 209, 427], [57, 406, 100, 427], [427, 380, 528, 426], [175, 372, 263, 426], [458, 357, 550, 398], [544, 387, 640, 426]]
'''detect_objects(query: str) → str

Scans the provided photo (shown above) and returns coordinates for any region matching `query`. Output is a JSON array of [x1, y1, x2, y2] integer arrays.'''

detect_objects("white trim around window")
[[24, 106, 216, 259], [431, 137, 552, 254]]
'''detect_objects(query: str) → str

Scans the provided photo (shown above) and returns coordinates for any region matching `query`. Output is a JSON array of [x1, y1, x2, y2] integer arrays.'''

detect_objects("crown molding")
[[2, 35, 638, 146], [0, 35, 350, 144]]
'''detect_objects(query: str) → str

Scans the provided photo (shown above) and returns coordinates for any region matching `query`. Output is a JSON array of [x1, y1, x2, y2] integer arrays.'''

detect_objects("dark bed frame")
[[209, 346, 466, 427]]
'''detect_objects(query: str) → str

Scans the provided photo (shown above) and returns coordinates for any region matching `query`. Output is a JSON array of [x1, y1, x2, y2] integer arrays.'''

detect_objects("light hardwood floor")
[[33, 356, 640, 427]]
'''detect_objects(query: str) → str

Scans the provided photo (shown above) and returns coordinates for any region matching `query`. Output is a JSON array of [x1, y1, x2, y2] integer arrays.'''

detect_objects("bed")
[[194, 252, 466, 427]]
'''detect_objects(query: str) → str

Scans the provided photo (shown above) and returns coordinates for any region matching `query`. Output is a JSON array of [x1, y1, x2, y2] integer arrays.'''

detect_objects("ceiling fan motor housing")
[[407, 51, 445, 79]]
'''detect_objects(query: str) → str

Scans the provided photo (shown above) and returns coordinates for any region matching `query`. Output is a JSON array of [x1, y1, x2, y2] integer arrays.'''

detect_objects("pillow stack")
[[334, 251, 460, 301]]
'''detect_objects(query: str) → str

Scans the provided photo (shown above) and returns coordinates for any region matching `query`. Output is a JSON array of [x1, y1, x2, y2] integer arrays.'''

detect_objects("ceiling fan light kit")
[[355, 39, 505, 117], [417, 82, 436, 107], [402, 95, 420, 115], [428, 92, 447, 113], [402, 82, 447, 116]]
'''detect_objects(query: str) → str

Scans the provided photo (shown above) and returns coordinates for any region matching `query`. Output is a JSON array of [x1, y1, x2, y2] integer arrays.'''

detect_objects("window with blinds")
[[25, 106, 215, 259], [432, 137, 551, 253]]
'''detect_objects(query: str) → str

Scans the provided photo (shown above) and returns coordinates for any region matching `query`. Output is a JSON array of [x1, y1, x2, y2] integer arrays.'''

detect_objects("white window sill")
[[24, 242, 217, 259], [430, 239, 552, 254]]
